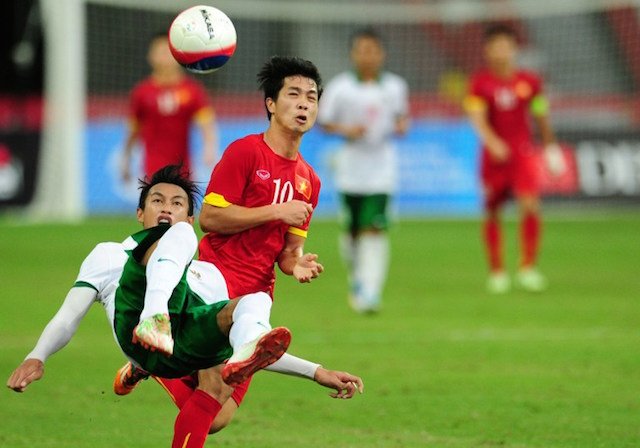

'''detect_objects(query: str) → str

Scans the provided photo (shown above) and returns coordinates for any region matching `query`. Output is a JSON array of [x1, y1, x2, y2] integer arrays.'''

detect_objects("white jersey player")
[[319, 28, 410, 313]]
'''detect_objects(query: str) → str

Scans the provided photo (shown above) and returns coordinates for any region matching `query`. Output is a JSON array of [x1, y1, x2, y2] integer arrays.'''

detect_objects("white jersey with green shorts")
[[319, 71, 409, 195], [74, 226, 232, 377]]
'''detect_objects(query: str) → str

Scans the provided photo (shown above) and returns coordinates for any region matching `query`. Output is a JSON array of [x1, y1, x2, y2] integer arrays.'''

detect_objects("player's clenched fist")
[[7, 359, 44, 392], [275, 200, 313, 226]]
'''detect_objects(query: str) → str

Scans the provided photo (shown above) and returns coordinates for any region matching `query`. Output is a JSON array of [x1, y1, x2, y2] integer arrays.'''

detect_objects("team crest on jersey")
[[256, 169, 270, 180], [295, 174, 312, 200], [515, 81, 532, 99]]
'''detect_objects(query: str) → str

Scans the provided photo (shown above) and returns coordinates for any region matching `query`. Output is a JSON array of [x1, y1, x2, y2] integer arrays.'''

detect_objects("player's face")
[[148, 37, 181, 73], [267, 76, 319, 134], [351, 37, 385, 77], [484, 35, 517, 68], [137, 183, 194, 229]]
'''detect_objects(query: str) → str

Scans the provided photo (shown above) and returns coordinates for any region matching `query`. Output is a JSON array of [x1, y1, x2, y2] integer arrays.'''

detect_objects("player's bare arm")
[[534, 113, 566, 176], [394, 114, 410, 135], [277, 233, 324, 282], [196, 108, 218, 167], [121, 122, 140, 182], [467, 107, 509, 162], [199, 200, 312, 235]]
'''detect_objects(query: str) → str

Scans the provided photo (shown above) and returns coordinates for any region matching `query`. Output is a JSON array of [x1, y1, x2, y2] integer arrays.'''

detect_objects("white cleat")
[[517, 268, 548, 292], [487, 271, 511, 294]]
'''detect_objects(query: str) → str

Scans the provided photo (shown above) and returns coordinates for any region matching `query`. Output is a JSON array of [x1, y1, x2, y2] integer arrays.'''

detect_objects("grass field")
[[1, 213, 639, 447]]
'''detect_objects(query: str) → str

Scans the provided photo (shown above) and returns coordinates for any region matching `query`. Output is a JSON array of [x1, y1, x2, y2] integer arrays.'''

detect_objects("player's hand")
[[487, 138, 509, 163], [314, 367, 364, 399], [275, 200, 313, 227], [544, 143, 566, 177], [395, 116, 410, 136], [293, 253, 324, 283], [343, 125, 367, 141], [7, 359, 44, 393]]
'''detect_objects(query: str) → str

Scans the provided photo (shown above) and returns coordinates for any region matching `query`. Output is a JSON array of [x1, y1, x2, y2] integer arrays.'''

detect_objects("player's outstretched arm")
[[264, 353, 364, 399], [6, 287, 96, 393]]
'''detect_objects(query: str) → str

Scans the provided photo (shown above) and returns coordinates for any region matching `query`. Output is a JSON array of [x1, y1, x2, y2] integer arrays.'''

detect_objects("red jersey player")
[[464, 24, 566, 293], [121, 32, 218, 181], [199, 56, 324, 299]]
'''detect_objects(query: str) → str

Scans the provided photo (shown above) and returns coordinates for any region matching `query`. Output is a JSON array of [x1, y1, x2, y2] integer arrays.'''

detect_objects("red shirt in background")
[[129, 76, 211, 177], [467, 69, 542, 159]]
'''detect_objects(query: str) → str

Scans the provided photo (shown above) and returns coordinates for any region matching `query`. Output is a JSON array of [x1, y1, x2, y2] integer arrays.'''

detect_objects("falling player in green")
[[7, 165, 364, 448]]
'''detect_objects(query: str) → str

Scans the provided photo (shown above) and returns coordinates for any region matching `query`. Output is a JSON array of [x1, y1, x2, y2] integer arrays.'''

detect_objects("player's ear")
[[136, 208, 144, 224], [187, 215, 195, 225], [266, 97, 276, 115]]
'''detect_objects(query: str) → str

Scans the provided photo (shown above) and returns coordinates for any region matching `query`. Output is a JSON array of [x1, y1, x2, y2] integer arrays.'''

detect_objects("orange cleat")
[[114, 362, 149, 396]]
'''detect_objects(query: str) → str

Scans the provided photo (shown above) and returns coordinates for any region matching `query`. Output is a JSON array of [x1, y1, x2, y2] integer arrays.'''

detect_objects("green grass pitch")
[[1, 213, 639, 447]]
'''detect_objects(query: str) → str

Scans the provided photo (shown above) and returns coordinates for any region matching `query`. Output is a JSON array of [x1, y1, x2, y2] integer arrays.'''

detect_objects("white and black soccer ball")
[[168, 5, 237, 74]]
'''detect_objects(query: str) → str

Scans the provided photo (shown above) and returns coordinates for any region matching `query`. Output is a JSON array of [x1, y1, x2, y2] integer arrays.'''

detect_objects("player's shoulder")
[[181, 75, 207, 90], [223, 134, 263, 159], [297, 154, 321, 184], [327, 71, 357, 88], [381, 71, 407, 86], [131, 77, 155, 94], [469, 68, 493, 83], [81, 241, 126, 270]]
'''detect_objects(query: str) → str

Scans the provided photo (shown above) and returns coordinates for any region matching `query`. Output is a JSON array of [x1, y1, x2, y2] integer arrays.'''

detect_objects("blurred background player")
[[120, 31, 218, 182], [464, 24, 566, 294], [319, 28, 409, 313]]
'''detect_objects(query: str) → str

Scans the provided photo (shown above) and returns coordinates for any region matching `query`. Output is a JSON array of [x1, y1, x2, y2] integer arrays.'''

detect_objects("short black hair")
[[350, 27, 384, 49], [483, 23, 518, 42], [256, 56, 323, 120], [137, 165, 201, 216]]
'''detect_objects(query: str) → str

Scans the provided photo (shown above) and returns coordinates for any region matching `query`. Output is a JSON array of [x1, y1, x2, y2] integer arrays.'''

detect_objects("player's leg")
[[152, 374, 251, 434], [134, 222, 198, 355], [172, 364, 232, 448], [351, 194, 390, 313], [483, 183, 510, 294], [339, 193, 361, 304], [514, 154, 547, 292]]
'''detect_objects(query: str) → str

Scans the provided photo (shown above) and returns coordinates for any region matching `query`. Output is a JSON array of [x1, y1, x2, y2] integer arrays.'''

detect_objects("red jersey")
[[466, 69, 543, 157], [129, 76, 211, 177], [198, 134, 321, 298]]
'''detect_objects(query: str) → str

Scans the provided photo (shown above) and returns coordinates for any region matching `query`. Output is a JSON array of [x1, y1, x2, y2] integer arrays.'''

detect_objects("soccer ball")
[[168, 5, 237, 74]]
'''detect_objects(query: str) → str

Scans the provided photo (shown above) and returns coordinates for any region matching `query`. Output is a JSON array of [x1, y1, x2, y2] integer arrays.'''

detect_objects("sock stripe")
[[180, 433, 191, 448]]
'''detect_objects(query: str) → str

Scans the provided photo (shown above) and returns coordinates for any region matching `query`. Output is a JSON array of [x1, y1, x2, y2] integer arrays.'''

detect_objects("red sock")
[[483, 217, 503, 272], [153, 376, 196, 409], [521, 212, 541, 268], [172, 389, 222, 448]]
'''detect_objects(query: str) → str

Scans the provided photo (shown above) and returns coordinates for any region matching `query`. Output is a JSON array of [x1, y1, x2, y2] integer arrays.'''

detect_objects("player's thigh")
[[358, 194, 390, 232], [340, 193, 363, 234], [513, 154, 541, 213], [481, 164, 511, 213]]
